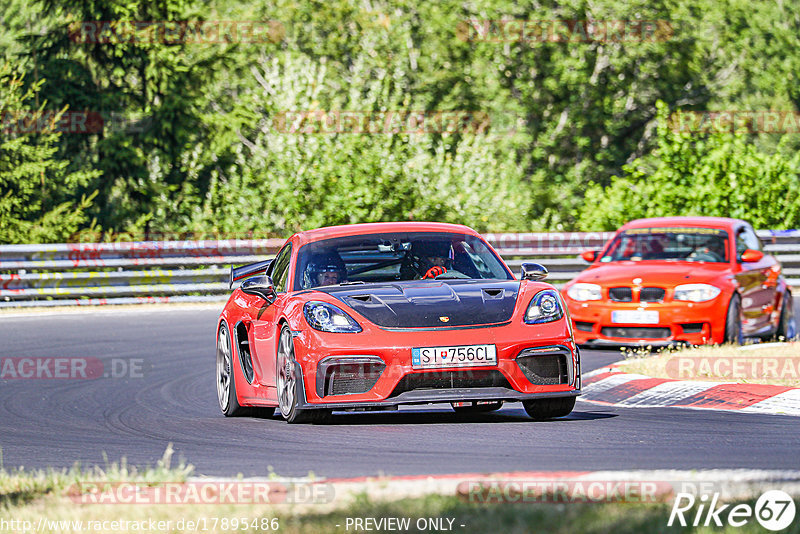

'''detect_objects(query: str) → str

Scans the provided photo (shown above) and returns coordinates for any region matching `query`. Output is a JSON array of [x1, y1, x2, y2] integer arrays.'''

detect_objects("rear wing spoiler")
[[230, 260, 272, 289]]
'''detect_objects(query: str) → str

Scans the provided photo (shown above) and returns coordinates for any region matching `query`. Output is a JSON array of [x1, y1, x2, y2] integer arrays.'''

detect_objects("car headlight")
[[525, 289, 564, 324], [566, 283, 602, 301], [673, 284, 721, 302], [303, 301, 362, 333]]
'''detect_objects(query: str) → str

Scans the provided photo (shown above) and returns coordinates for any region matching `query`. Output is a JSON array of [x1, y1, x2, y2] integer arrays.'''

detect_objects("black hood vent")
[[316, 280, 520, 328]]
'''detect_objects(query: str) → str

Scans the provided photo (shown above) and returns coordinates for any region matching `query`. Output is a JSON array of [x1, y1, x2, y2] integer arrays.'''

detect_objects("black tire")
[[522, 397, 575, 421], [276, 326, 332, 424], [451, 401, 503, 414], [776, 291, 797, 341], [217, 322, 247, 417], [724, 294, 744, 345]]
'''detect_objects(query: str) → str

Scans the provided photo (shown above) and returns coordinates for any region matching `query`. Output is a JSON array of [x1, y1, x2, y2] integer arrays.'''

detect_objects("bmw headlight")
[[303, 301, 362, 333], [525, 289, 564, 324], [673, 284, 721, 302], [566, 283, 602, 301]]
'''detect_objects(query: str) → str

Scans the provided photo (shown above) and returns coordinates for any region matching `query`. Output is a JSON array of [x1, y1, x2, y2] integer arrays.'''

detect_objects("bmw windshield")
[[600, 227, 730, 263], [295, 232, 513, 290]]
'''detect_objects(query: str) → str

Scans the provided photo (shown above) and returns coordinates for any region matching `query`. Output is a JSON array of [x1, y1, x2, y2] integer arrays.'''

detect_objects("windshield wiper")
[[338, 280, 366, 286]]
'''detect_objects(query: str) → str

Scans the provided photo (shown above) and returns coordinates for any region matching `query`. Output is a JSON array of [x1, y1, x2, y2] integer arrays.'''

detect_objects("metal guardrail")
[[1, 231, 798, 308]]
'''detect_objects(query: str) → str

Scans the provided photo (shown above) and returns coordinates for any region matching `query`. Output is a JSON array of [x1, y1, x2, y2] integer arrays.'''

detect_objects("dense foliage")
[[1, 0, 799, 242], [579, 103, 800, 230], [0, 64, 99, 242]]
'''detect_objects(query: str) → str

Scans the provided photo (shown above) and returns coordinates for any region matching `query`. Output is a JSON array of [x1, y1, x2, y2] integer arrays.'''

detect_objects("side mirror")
[[521, 263, 548, 281], [740, 249, 764, 263], [581, 250, 598, 263], [240, 275, 277, 301]]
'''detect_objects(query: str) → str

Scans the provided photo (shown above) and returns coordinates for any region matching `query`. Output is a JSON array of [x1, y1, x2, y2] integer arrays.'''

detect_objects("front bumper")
[[292, 321, 581, 408], [295, 385, 580, 410], [565, 297, 729, 346]]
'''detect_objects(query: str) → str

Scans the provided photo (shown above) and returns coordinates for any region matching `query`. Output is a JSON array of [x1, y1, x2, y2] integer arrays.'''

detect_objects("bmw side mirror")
[[521, 263, 548, 281], [240, 275, 277, 301], [580, 250, 598, 263], [740, 249, 764, 263]]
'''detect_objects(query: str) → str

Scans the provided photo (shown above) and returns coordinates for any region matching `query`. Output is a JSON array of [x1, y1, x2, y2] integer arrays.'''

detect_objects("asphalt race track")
[[1, 304, 798, 478]]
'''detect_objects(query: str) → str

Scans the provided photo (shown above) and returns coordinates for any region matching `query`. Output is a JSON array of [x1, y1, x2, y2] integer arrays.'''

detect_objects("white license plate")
[[411, 344, 497, 369], [612, 310, 660, 324]]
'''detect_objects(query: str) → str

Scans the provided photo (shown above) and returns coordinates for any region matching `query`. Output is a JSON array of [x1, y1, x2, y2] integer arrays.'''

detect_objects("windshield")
[[600, 227, 730, 263], [294, 232, 513, 290]]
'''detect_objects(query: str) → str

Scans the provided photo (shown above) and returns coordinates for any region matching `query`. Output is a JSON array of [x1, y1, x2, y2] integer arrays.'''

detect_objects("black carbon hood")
[[315, 280, 521, 328]]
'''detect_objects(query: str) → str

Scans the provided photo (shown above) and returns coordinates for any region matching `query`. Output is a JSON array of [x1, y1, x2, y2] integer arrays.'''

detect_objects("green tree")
[[4, 0, 800, 240], [578, 102, 800, 230], [189, 49, 529, 235], [0, 64, 98, 243], [24, 0, 241, 233]]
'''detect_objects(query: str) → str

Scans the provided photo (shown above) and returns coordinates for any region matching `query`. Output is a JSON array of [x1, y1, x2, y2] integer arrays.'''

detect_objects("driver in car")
[[401, 241, 452, 279], [688, 238, 727, 262], [303, 251, 348, 288]]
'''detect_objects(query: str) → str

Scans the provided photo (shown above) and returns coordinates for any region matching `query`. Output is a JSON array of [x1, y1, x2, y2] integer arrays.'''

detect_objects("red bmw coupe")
[[216, 222, 580, 423], [562, 217, 795, 346]]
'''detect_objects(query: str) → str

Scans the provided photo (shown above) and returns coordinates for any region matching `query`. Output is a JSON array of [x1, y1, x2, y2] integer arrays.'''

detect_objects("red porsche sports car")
[[562, 217, 796, 346], [216, 222, 580, 423]]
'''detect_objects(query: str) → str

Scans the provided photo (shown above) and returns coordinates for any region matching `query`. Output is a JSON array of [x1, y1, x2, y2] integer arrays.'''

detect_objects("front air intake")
[[601, 326, 670, 339], [388, 370, 510, 398], [640, 287, 666, 302], [235, 322, 254, 384], [609, 287, 633, 302], [516, 348, 569, 385], [317, 357, 385, 397]]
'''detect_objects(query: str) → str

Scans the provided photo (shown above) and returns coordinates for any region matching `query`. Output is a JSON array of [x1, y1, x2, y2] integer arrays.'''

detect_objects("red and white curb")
[[581, 366, 800, 416]]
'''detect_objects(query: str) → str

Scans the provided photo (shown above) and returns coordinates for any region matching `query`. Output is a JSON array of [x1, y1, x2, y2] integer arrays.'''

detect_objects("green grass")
[[3, 448, 798, 533], [0, 444, 193, 508]]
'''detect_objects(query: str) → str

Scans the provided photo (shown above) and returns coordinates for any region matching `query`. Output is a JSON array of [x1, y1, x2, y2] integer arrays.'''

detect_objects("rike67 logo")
[[669, 490, 796, 531]]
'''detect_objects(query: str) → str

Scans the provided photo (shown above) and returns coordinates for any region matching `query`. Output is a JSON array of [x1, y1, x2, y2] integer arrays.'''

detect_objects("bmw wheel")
[[217, 322, 246, 416], [777, 291, 797, 341], [276, 326, 331, 424], [724, 294, 744, 345]]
